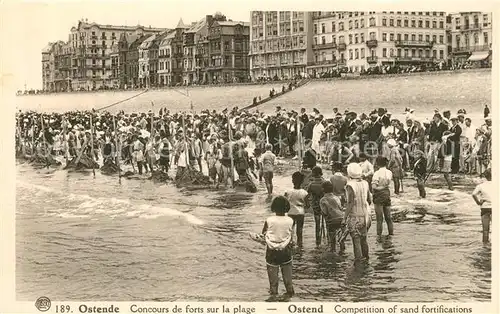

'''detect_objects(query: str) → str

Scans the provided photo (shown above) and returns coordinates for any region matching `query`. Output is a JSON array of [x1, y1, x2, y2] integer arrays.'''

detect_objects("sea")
[[16, 70, 492, 302]]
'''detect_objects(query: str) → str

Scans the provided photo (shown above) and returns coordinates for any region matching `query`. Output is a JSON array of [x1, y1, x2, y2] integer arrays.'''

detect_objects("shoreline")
[[17, 68, 490, 97]]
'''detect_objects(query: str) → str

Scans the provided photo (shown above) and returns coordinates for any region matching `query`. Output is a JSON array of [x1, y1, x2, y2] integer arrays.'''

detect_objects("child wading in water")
[[472, 168, 492, 243], [285, 172, 309, 247], [261, 196, 294, 301], [413, 150, 427, 198]]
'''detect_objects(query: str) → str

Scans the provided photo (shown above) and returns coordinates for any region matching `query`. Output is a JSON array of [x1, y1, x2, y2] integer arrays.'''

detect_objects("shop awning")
[[468, 51, 490, 61]]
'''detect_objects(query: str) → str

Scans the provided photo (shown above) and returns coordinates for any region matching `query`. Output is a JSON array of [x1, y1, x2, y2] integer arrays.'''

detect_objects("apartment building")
[[249, 11, 314, 80], [125, 35, 150, 88], [308, 11, 448, 75], [448, 12, 492, 64], [159, 20, 189, 86], [38, 20, 165, 91], [182, 13, 250, 84]]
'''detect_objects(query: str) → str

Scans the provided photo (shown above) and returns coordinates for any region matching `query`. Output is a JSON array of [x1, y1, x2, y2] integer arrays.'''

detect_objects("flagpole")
[[113, 115, 121, 184], [90, 114, 96, 178]]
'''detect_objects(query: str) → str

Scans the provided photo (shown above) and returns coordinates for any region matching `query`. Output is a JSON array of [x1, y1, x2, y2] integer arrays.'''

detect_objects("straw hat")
[[387, 139, 397, 147]]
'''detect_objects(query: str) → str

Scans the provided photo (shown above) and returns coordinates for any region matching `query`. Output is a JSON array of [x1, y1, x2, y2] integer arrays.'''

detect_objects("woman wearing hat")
[[343, 163, 372, 261]]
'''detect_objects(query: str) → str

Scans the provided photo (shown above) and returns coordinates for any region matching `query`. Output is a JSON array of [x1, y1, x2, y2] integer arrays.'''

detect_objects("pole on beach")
[[181, 113, 189, 169], [227, 114, 235, 188], [31, 118, 35, 157], [297, 117, 302, 170], [62, 116, 69, 166], [113, 115, 121, 184], [90, 114, 96, 178], [40, 111, 49, 169]]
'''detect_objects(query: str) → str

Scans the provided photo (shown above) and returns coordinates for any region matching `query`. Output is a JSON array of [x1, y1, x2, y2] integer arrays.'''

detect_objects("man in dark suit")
[[449, 116, 462, 174], [428, 113, 448, 143]]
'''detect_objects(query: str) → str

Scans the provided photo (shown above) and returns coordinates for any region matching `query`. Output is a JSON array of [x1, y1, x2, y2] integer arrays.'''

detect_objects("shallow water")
[[16, 161, 491, 302]]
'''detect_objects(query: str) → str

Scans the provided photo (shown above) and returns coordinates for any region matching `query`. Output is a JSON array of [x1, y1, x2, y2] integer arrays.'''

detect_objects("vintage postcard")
[[0, 0, 498, 313]]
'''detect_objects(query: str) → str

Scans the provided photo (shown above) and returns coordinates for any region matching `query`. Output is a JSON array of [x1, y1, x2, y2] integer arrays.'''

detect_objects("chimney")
[[206, 15, 213, 26]]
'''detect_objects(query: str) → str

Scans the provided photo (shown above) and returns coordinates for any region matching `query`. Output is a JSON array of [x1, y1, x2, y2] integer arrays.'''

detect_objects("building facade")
[[307, 11, 449, 76], [448, 12, 492, 64], [158, 23, 187, 86], [249, 11, 314, 80]]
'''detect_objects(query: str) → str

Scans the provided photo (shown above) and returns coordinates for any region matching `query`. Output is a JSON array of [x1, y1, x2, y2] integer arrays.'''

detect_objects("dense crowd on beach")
[[15, 102, 493, 300]]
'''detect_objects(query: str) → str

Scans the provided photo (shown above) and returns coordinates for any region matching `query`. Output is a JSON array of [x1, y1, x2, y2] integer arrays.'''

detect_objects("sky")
[[0, 0, 498, 91]]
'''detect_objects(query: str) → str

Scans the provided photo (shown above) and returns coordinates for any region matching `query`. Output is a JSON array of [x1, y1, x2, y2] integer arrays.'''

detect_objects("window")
[[332, 22, 336, 32], [349, 20, 353, 29], [360, 33, 364, 42], [360, 19, 365, 28], [382, 18, 387, 26], [426, 35, 430, 42], [411, 49, 416, 57], [349, 34, 353, 44], [390, 19, 394, 26], [397, 33, 402, 40], [355, 34, 359, 44], [411, 34, 416, 41], [355, 49, 359, 59], [418, 34, 422, 41], [411, 20, 416, 27], [369, 32, 376, 40], [314, 24, 318, 34], [426, 49, 430, 57], [433, 50, 437, 58], [382, 33, 387, 41], [439, 50, 444, 59], [383, 48, 387, 57], [361, 48, 365, 58], [390, 33, 394, 41], [390, 48, 394, 57], [321, 23, 326, 33], [369, 17, 376, 26], [332, 35, 336, 43], [349, 49, 353, 60], [439, 35, 444, 44], [439, 21, 444, 28], [397, 19, 401, 27], [404, 34, 409, 40], [321, 36, 326, 44], [418, 12, 423, 15], [355, 20, 359, 28], [397, 48, 401, 57], [339, 22, 344, 31], [418, 20, 423, 27], [484, 32, 489, 45], [432, 35, 436, 42], [483, 14, 489, 26], [432, 21, 437, 28], [419, 49, 423, 57], [404, 20, 409, 27]]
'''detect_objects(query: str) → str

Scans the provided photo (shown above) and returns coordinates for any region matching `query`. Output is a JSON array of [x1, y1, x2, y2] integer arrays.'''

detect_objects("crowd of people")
[[15, 103, 492, 300]]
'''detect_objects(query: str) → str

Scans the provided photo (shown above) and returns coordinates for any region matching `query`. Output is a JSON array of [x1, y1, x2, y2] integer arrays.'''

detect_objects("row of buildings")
[[42, 11, 492, 92]]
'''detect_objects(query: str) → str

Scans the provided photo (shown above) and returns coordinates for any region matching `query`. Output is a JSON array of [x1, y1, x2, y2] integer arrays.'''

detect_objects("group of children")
[[256, 148, 491, 301]]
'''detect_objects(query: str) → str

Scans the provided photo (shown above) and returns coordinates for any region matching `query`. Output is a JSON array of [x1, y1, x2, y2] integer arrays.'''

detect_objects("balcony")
[[313, 42, 337, 50], [337, 59, 346, 66], [367, 56, 378, 63], [462, 24, 481, 31], [313, 59, 337, 66], [394, 40, 433, 48], [366, 39, 378, 48], [337, 43, 346, 51], [91, 35, 97, 40], [452, 44, 491, 54], [395, 56, 435, 62]]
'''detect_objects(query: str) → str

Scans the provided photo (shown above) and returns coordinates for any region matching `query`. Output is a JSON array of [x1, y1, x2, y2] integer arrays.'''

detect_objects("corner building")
[[448, 12, 492, 65], [308, 11, 448, 75], [249, 11, 314, 80]]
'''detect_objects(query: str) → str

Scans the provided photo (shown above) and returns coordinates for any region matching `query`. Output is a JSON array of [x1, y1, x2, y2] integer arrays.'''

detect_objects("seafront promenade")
[[18, 68, 490, 97]]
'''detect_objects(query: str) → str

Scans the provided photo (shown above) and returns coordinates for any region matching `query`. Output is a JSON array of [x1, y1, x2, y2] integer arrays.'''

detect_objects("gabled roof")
[[139, 34, 156, 49], [217, 21, 250, 27], [186, 18, 206, 33], [42, 42, 56, 53], [129, 34, 150, 50]]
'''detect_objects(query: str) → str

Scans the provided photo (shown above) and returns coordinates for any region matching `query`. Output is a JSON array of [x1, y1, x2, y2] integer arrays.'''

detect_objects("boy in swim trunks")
[[260, 143, 276, 195]]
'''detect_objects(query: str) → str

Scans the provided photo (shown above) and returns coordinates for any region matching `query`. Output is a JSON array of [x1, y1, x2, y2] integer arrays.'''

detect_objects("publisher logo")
[[35, 296, 51, 312]]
